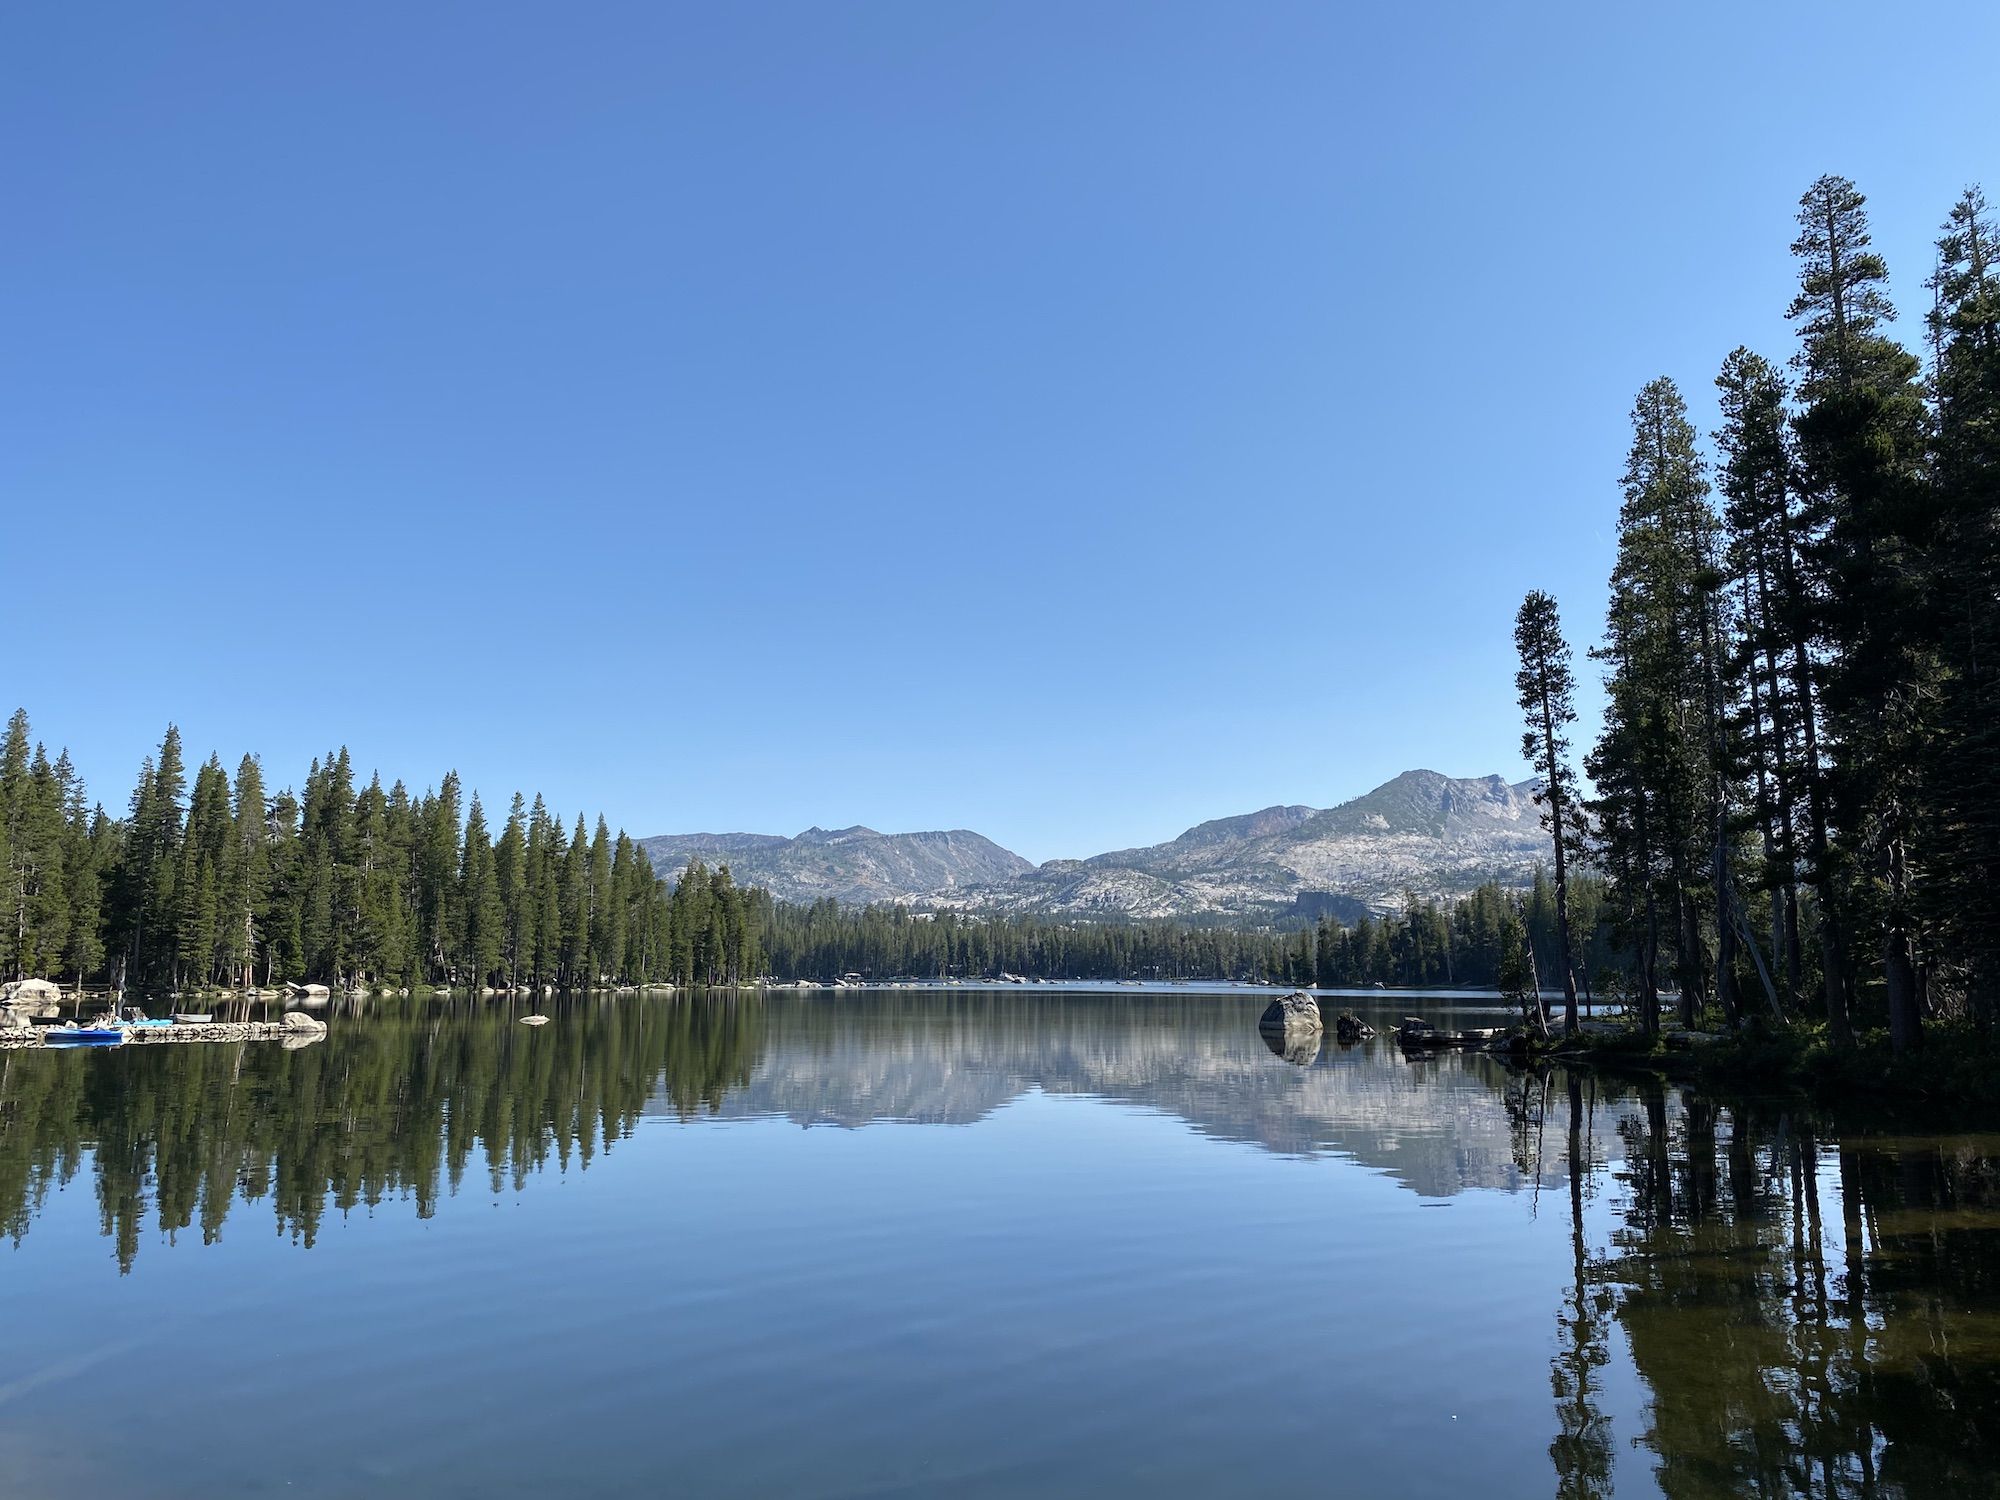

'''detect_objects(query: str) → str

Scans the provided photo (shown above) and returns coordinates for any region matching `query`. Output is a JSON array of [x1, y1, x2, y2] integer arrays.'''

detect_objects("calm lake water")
[[2, 989, 1996, 1498]]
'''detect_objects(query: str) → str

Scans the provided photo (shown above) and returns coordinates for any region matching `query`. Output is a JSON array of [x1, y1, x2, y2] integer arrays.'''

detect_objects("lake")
[[1, 988, 1995, 1497]]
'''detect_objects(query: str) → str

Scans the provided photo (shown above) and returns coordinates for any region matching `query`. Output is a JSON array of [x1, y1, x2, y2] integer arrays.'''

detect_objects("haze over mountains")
[[640, 770, 1548, 922]]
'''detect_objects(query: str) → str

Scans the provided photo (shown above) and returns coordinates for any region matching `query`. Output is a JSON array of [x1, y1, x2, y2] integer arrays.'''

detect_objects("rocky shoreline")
[[0, 1015, 326, 1050]]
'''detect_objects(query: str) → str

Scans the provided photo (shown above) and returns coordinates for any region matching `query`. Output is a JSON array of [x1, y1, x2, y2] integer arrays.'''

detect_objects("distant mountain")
[[641, 770, 1549, 921], [948, 770, 1545, 921], [637, 825, 1035, 906]]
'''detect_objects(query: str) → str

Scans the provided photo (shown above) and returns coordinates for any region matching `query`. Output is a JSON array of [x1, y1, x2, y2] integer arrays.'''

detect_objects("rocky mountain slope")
[[642, 770, 1549, 920], [638, 825, 1035, 906], [962, 770, 1546, 920]]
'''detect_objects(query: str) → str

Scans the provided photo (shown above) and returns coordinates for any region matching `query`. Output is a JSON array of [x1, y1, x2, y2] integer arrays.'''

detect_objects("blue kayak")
[[44, 1027, 126, 1045]]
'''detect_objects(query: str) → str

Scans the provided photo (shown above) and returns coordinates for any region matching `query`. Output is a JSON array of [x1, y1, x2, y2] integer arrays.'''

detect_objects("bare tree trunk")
[[1884, 830, 1921, 1054], [1637, 800, 1662, 1038]]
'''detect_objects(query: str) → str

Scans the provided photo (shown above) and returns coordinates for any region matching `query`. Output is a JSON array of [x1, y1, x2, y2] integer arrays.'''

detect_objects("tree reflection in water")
[[0, 995, 766, 1273], [5, 990, 2000, 1496], [1568, 1072, 2000, 1498], [1550, 1071, 1615, 1499]]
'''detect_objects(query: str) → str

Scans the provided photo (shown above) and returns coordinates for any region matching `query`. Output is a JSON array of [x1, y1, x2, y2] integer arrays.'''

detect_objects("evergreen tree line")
[[0, 712, 760, 995], [4, 704, 1616, 999], [1302, 874, 1617, 995], [759, 874, 1612, 991], [1524, 176, 2000, 1049]]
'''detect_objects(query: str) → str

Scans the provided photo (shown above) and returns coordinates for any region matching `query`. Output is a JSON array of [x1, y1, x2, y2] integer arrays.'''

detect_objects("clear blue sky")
[[5, 3, 1995, 863]]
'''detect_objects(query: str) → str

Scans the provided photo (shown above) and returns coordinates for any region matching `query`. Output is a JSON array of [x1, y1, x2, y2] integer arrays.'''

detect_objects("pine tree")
[[265, 788, 304, 983], [532, 805, 564, 986], [59, 766, 106, 991], [353, 774, 409, 982], [496, 793, 530, 988], [113, 726, 187, 993], [174, 756, 232, 987], [1716, 348, 1810, 1000], [561, 814, 590, 984], [384, 780, 419, 982], [418, 772, 461, 981], [21, 746, 70, 978], [606, 832, 636, 984], [223, 754, 270, 988], [587, 817, 614, 984], [1515, 591, 1584, 1035], [0, 710, 30, 976], [1788, 175, 1933, 1053], [0, 720, 77, 980], [1924, 185, 2000, 1021], [460, 794, 504, 987]]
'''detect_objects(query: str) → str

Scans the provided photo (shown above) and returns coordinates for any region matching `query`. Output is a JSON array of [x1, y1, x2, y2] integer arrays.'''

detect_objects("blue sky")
[[5, 3, 1995, 863]]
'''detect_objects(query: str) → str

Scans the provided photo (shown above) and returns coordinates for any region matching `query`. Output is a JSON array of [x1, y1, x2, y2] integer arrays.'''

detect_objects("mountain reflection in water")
[[2, 989, 1997, 1497]]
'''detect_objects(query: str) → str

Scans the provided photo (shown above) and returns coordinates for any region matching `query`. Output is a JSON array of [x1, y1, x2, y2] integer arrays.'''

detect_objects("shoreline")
[[1, 1019, 314, 1050], [1541, 1019, 2000, 1123]]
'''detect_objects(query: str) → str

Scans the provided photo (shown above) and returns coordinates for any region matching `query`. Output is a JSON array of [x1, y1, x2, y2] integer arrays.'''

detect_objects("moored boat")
[[171, 1012, 215, 1024], [44, 1024, 127, 1045]]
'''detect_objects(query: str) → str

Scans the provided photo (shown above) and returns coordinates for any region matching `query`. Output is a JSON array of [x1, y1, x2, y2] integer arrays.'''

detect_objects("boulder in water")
[[1257, 992, 1323, 1033], [1, 979, 61, 1009], [281, 1011, 329, 1035], [1334, 1012, 1376, 1042]]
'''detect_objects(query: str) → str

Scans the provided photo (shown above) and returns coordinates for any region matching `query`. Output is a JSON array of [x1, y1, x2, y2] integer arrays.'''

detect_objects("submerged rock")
[[1258, 992, 1323, 1033]]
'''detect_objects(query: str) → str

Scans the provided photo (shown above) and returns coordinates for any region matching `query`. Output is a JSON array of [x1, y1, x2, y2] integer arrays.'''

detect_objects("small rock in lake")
[[281, 1011, 329, 1034], [519, 1014, 551, 1026]]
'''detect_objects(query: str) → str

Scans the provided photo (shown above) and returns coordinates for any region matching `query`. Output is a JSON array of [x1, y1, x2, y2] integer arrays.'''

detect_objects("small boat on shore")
[[171, 1012, 214, 1024], [45, 1024, 127, 1045]]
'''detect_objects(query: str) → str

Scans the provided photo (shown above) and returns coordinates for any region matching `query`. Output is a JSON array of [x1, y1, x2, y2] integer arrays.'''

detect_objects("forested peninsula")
[[1510, 175, 2000, 1075]]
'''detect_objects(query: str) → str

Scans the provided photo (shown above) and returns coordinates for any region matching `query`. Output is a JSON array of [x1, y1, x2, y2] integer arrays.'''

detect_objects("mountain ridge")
[[639, 770, 1547, 920]]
